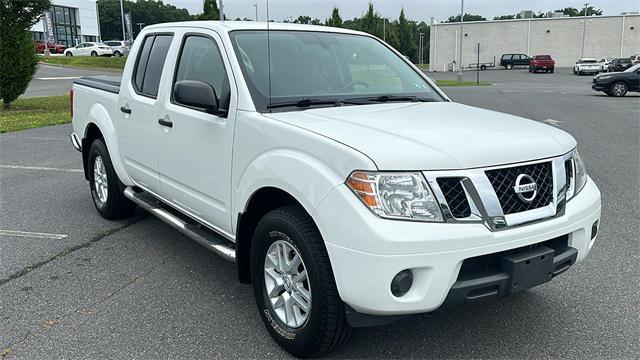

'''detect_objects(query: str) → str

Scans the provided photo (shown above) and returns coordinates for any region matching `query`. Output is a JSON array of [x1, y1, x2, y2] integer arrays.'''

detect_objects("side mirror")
[[173, 80, 220, 115]]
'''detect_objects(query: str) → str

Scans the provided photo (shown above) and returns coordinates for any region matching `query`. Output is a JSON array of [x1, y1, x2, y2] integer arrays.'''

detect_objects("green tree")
[[97, 0, 192, 40], [198, 0, 220, 20], [447, 13, 487, 22], [293, 15, 312, 24], [556, 6, 602, 16], [493, 15, 515, 20], [397, 9, 417, 61], [0, 0, 52, 109], [326, 7, 343, 27]]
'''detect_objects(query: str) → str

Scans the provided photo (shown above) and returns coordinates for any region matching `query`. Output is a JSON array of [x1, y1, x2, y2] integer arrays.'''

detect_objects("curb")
[[38, 62, 123, 73]]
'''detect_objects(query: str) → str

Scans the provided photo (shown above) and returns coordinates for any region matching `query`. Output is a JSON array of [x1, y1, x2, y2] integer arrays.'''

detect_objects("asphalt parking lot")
[[1, 67, 638, 359], [24, 64, 119, 98]]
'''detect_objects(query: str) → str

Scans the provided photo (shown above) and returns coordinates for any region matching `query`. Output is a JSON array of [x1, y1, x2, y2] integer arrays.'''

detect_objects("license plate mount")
[[501, 246, 555, 294]]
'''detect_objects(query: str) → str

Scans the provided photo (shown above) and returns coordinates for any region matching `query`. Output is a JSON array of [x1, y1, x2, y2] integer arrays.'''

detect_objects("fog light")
[[390, 270, 413, 297], [591, 220, 599, 239]]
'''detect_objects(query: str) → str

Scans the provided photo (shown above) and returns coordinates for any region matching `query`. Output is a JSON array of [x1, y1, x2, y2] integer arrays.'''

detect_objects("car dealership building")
[[30, 0, 100, 47], [429, 13, 640, 70]]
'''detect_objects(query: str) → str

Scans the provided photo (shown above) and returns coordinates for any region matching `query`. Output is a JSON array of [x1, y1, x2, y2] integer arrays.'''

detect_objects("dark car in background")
[[500, 53, 530, 69], [608, 58, 633, 72], [592, 63, 640, 97], [529, 55, 555, 73], [34, 41, 67, 54]]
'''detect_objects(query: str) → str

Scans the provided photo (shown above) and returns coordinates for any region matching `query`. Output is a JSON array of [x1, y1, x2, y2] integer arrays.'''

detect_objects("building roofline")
[[433, 13, 640, 26]]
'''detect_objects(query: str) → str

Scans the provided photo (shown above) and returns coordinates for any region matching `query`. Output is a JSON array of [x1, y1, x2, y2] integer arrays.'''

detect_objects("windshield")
[[624, 64, 640, 72], [230, 30, 444, 112], [580, 59, 597, 63]]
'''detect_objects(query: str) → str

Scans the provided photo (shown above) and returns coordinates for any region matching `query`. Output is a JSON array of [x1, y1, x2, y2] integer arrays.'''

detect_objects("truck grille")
[[437, 178, 471, 218], [485, 162, 553, 215]]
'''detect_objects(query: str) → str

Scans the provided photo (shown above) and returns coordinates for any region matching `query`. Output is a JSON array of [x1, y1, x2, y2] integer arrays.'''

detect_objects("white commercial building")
[[429, 14, 640, 70], [30, 0, 100, 47]]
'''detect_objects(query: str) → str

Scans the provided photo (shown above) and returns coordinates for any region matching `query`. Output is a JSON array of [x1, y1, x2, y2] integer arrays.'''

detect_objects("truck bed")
[[73, 75, 122, 94]]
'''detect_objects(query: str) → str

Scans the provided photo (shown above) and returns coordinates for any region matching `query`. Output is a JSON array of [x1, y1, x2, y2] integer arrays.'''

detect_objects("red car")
[[529, 55, 555, 73], [34, 41, 67, 54]]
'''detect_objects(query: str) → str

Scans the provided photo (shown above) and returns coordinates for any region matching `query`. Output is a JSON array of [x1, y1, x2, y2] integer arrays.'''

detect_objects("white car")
[[573, 58, 600, 75], [69, 22, 601, 358], [64, 42, 113, 57], [598, 57, 614, 72], [103, 40, 129, 57]]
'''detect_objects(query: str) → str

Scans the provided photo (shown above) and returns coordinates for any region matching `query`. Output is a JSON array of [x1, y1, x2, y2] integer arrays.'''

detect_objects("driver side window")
[[174, 35, 230, 114]]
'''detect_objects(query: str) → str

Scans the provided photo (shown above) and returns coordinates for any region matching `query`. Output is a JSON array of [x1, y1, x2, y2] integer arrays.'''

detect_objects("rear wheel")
[[506, 64, 513, 70], [65, 52, 73, 57], [549, 68, 554, 73], [480, 64, 487, 71], [610, 82, 628, 97], [91, 51, 98, 57], [251, 206, 351, 358], [113, 50, 122, 57], [88, 139, 135, 219]]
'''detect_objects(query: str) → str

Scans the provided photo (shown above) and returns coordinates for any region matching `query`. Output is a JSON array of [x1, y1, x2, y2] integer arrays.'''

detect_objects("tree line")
[[448, 6, 603, 22]]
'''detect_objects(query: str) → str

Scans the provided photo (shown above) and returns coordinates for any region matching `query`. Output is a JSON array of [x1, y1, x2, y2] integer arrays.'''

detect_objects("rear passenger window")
[[142, 35, 173, 98], [174, 35, 230, 112], [134, 36, 153, 92], [132, 34, 173, 98]]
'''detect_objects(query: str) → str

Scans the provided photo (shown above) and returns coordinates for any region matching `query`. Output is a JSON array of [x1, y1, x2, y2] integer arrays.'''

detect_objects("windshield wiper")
[[267, 98, 343, 110], [343, 94, 436, 104]]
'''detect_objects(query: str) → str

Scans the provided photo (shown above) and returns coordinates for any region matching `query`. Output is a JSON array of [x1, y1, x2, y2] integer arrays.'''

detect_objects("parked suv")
[[500, 53, 530, 69], [103, 40, 129, 57], [529, 55, 555, 73], [70, 22, 601, 358], [608, 58, 633, 72], [573, 58, 599, 75]]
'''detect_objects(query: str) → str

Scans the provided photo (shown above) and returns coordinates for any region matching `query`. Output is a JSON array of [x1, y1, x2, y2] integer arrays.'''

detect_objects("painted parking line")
[[0, 230, 68, 240], [0, 165, 83, 173], [36, 76, 81, 81]]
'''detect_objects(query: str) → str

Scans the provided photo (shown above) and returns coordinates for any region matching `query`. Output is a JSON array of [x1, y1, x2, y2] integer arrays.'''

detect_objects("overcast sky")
[[163, 0, 637, 22]]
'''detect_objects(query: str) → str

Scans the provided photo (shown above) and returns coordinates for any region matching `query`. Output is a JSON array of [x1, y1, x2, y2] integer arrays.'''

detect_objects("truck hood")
[[266, 102, 576, 170]]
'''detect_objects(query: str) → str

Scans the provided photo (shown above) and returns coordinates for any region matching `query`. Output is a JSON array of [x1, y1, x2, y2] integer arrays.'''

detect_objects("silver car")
[[103, 40, 130, 57]]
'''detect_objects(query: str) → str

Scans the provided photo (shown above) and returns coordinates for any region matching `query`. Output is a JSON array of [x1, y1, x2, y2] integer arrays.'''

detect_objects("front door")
[[117, 33, 174, 192], [157, 30, 236, 236]]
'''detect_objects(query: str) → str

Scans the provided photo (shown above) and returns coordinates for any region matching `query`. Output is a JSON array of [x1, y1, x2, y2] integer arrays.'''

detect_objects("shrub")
[[0, 0, 52, 109]]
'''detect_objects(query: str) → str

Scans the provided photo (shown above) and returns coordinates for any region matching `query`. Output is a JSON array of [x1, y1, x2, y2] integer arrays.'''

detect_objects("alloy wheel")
[[264, 240, 311, 329], [93, 155, 108, 204]]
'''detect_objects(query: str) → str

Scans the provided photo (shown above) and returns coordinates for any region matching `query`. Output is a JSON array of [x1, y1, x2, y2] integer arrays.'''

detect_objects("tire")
[[529, 67, 533, 73], [506, 64, 513, 70], [610, 81, 628, 97], [87, 139, 135, 220], [573, 68, 577, 75], [65, 52, 73, 57], [480, 64, 486, 71], [550, 68, 554, 73], [91, 51, 98, 57], [251, 206, 351, 358], [113, 51, 122, 57]]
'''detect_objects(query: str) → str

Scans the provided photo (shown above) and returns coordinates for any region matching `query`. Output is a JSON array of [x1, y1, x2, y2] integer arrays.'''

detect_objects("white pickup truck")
[[70, 22, 601, 358]]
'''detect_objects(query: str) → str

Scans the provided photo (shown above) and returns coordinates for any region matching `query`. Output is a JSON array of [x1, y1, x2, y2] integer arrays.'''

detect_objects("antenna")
[[266, 0, 272, 111]]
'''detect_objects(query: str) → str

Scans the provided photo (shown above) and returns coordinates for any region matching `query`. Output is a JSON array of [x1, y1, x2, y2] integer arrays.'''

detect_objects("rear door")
[[117, 32, 174, 193], [156, 29, 236, 235]]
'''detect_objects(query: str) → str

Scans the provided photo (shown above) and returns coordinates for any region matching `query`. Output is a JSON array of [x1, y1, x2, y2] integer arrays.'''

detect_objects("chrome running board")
[[124, 187, 236, 262]]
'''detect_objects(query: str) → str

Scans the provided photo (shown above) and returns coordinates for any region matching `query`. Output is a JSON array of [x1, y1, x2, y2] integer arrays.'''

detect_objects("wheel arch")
[[236, 186, 313, 284]]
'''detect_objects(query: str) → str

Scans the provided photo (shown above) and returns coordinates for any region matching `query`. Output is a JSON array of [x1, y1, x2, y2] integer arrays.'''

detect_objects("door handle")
[[120, 106, 131, 114], [158, 119, 173, 128]]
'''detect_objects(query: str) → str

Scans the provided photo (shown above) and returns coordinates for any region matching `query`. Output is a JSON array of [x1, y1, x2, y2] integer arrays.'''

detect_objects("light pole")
[[252, 4, 258, 21], [119, 0, 126, 41], [219, 0, 224, 20], [457, 0, 464, 81], [419, 33, 425, 66], [383, 18, 386, 41], [137, 23, 145, 32], [581, 3, 589, 58]]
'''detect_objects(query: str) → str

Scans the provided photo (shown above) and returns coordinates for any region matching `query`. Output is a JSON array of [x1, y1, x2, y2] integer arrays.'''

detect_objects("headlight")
[[567, 148, 588, 200], [346, 171, 444, 222], [598, 75, 612, 81]]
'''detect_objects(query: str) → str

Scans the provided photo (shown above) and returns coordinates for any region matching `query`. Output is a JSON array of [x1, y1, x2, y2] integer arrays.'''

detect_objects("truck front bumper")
[[314, 178, 601, 316]]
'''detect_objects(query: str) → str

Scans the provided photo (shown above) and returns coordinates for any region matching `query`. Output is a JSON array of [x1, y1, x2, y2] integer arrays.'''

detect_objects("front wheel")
[[91, 51, 98, 57], [65, 52, 73, 57], [610, 81, 628, 97], [506, 64, 513, 70], [251, 206, 351, 358], [88, 139, 135, 219], [113, 51, 122, 57]]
